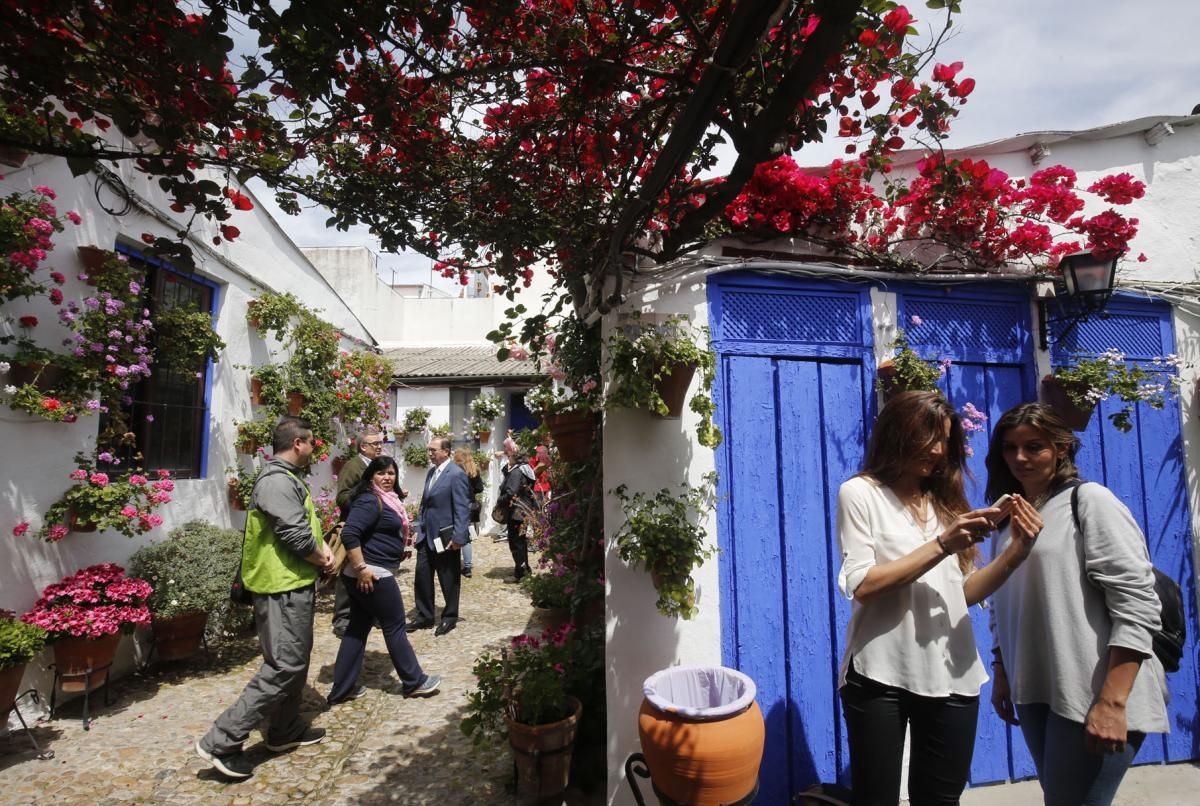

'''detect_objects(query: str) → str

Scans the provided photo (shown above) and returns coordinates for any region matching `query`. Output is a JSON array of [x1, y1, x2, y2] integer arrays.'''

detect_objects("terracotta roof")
[[382, 345, 542, 382]]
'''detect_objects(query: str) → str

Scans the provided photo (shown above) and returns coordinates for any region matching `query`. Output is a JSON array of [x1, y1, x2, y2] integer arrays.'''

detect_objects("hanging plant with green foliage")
[[154, 302, 225, 371]]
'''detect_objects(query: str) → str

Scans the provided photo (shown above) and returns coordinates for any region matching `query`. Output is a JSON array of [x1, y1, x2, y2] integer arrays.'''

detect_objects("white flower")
[[170, 599, 179, 606], [3, 385, 15, 395], [167, 579, 175, 584], [0, 361, 9, 373]]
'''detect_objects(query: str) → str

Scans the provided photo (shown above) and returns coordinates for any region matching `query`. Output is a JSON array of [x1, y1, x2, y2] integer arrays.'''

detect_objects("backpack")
[[1067, 481, 1186, 673]]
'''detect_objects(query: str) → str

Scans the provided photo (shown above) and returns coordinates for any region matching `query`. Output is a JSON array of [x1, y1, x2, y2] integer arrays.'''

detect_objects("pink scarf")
[[372, 480, 409, 534]]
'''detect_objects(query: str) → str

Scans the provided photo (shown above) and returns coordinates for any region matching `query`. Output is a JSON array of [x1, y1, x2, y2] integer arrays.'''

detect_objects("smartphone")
[[992, 493, 1012, 509]]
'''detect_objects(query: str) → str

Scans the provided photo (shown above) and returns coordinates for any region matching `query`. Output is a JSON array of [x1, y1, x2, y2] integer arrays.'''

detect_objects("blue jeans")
[[1016, 703, 1145, 806]]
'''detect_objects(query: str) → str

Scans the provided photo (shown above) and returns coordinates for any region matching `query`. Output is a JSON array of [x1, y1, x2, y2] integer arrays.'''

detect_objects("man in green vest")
[[196, 416, 335, 779]]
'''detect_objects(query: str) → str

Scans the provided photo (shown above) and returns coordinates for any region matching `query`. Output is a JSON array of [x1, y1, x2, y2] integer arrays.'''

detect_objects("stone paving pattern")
[[0, 538, 592, 804]]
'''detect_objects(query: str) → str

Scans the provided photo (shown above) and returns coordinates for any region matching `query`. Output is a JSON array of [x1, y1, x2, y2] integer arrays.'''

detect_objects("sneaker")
[[195, 739, 254, 779], [404, 674, 441, 698], [326, 685, 368, 706], [462, 568, 472, 578], [492, 534, 508, 542], [264, 726, 327, 752]]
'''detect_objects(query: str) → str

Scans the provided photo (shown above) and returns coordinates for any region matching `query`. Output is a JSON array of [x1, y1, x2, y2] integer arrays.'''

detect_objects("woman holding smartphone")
[[986, 403, 1167, 805], [837, 391, 1041, 805]]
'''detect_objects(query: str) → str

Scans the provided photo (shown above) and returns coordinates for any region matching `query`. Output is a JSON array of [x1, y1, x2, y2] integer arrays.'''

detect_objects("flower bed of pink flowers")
[[21, 563, 152, 640]]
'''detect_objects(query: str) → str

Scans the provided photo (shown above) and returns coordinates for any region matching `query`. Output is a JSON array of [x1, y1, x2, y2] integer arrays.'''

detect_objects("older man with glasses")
[[332, 426, 402, 638]]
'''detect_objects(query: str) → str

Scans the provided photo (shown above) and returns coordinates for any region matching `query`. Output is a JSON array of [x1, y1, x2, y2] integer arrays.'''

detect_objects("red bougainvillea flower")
[[220, 224, 241, 241], [223, 186, 254, 211], [18, 315, 37, 327], [12, 522, 29, 537]]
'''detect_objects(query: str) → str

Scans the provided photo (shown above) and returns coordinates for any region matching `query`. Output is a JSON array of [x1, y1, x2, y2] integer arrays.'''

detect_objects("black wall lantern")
[[1037, 252, 1118, 350]]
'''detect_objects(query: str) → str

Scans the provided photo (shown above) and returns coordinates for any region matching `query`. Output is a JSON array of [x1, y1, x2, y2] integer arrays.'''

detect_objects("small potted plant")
[[226, 463, 262, 511], [128, 520, 243, 663], [235, 419, 274, 455], [461, 625, 584, 799], [877, 328, 943, 398], [473, 449, 492, 471], [23, 458, 174, 540], [522, 571, 572, 633], [246, 291, 302, 336], [613, 474, 718, 620], [1045, 350, 1184, 432], [606, 315, 714, 418], [403, 443, 431, 468], [21, 563, 152, 692], [430, 422, 452, 439], [402, 406, 432, 434], [469, 392, 504, 441], [0, 610, 47, 714]]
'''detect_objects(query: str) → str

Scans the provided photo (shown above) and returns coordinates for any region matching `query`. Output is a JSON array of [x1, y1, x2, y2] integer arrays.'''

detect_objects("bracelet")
[[935, 534, 950, 556]]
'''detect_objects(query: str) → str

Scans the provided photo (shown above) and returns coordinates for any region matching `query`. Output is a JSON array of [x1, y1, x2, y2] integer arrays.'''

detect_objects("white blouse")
[[836, 475, 989, 697]]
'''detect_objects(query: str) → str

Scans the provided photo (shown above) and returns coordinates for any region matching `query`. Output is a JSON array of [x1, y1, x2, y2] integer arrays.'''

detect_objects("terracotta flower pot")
[[237, 436, 259, 455], [0, 145, 30, 167], [77, 245, 114, 284], [537, 606, 571, 634], [876, 359, 899, 401], [68, 508, 97, 533], [227, 478, 246, 511], [543, 411, 597, 463], [653, 362, 697, 419], [0, 663, 26, 714], [476, 429, 491, 443], [53, 633, 120, 692], [1040, 374, 1095, 431], [638, 667, 765, 805], [506, 696, 581, 799], [151, 611, 208, 662], [7, 361, 64, 392], [286, 391, 306, 415], [249, 377, 265, 405]]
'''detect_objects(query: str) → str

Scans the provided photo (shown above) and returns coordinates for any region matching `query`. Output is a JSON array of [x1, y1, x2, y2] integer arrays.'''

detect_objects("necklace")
[[894, 487, 931, 526]]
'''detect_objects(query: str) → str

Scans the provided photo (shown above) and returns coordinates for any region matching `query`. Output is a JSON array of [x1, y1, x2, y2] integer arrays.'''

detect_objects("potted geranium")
[[235, 419, 274, 455], [401, 406, 431, 434], [21, 564, 152, 692], [462, 625, 584, 799], [128, 520, 243, 663], [403, 443, 431, 468], [1045, 350, 1184, 432], [225, 462, 262, 511], [22, 458, 173, 540], [473, 449, 491, 471], [0, 610, 47, 714], [877, 327, 943, 398], [1, 186, 73, 306], [613, 474, 718, 620]]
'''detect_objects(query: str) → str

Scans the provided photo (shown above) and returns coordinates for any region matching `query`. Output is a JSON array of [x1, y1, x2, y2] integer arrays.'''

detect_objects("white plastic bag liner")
[[642, 665, 756, 721]]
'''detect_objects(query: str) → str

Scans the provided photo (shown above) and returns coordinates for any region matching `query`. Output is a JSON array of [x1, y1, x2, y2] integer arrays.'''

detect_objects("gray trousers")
[[201, 585, 315, 754]]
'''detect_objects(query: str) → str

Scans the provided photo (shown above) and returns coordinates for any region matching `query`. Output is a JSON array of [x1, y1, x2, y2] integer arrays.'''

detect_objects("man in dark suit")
[[408, 436, 471, 636]]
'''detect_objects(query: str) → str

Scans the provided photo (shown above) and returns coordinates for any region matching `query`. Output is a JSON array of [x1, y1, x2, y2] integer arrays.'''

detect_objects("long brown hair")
[[985, 403, 1080, 501], [453, 447, 480, 479], [860, 391, 975, 569]]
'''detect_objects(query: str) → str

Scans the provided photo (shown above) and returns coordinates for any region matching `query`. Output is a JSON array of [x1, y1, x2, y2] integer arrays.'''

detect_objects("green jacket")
[[241, 463, 325, 594]]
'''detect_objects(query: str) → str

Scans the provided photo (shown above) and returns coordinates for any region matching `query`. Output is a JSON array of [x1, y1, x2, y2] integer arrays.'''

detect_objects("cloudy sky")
[[258, 0, 1200, 290]]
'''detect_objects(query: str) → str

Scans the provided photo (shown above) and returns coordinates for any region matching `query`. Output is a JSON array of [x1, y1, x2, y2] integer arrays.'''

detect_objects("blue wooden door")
[[1051, 295, 1200, 766], [897, 286, 1039, 785], [710, 274, 875, 803]]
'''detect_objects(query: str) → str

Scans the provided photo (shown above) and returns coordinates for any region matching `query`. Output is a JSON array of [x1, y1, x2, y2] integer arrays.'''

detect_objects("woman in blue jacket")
[[327, 456, 440, 703]]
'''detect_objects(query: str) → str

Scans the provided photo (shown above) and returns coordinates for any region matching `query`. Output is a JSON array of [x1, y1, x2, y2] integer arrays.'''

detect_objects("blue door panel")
[[723, 354, 790, 806]]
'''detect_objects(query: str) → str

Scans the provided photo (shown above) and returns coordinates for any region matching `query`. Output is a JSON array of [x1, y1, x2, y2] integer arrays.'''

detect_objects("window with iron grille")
[[100, 248, 217, 479]]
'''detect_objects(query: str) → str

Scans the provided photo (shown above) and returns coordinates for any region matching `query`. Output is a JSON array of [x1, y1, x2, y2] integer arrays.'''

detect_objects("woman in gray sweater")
[[986, 403, 1168, 806]]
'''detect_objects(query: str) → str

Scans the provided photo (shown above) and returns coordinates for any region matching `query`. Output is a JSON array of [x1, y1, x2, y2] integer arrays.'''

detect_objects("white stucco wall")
[[0, 152, 372, 693], [604, 116, 1200, 803]]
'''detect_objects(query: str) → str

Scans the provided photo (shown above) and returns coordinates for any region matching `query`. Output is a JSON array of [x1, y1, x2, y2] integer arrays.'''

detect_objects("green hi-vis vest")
[[241, 469, 325, 594]]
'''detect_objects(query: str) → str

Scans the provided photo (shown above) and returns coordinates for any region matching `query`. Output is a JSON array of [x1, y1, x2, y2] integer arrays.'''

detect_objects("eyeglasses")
[[362, 440, 385, 448], [427, 447, 442, 453]]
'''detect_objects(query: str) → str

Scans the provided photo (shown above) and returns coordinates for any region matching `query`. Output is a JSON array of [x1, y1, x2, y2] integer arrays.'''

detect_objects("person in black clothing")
[[453, 448, 486, 578], [326, 456, 440, 704], [499, 449, 537, 582]]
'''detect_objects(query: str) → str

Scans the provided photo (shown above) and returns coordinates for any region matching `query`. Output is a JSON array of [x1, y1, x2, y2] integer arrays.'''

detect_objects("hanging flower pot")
[[1040, 374, 1095, 431], [506, 696, 582, 799], [237, 437, 259, 456], [67, 508, 97, 534], [635, 666, 765, 806], [0, 145, 30, 167], [151, 611, 208, 662], [652, 362, 697, 419], [7, 360, 64, 392], [249, 377, 265, 405], [52, 633, 121, 693], [544, 411, 597, 463], [227, 478, 246, 511], [876, 359, 899, 401], [77, 245, 115, 284], [0, 663, 26, 714], [286, 391, 306, 416]]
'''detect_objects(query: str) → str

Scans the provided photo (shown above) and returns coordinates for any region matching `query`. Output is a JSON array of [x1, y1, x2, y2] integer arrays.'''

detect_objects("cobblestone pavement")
[[0, 536, 578, 805]]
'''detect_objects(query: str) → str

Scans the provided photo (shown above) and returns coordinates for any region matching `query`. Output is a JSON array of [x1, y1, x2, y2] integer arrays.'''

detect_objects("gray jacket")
[[251, 458, 318, 558]]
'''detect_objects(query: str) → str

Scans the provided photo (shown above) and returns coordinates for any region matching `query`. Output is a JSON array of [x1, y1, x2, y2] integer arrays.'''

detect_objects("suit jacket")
[[418, 460, 470, 548]]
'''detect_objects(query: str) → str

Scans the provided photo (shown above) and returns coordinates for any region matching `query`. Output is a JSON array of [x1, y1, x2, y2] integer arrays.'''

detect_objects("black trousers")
[[507, 519, 530, 577], [413, 543, 461, 625], [840, 666, 979, 806], [328, 573, 426, 701]]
